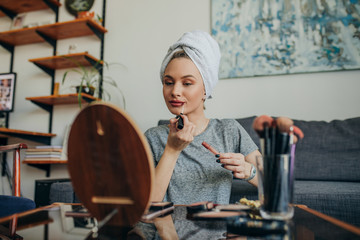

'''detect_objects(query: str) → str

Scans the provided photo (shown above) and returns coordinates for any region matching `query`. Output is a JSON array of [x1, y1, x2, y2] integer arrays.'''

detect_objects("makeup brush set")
[[253, 116, 304, 219]]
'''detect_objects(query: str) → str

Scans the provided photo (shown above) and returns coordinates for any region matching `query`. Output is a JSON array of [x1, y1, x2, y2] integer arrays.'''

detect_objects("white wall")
[[104, 0, 360, 131], [0, 0, 359, 200]]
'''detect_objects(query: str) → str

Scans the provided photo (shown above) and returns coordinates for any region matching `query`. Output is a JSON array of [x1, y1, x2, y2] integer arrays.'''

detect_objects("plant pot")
[[76, 86, 95, 96]]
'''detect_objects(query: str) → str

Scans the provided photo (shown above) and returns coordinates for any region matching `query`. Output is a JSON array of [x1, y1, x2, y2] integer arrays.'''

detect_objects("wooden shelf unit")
[[0, 18, 107, 47], [29, 52, 102, 70], [1, 0, 107, 177], [0, 0, 61, 18]]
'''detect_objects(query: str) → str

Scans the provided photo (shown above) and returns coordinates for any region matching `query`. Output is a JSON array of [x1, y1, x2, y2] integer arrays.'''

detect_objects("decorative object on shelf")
[[10, 13, 26, 30], [61, 57, 126, 109], [77, 11, 95, 19], [65, 0, 95, 17], [0, 72, 16, 112], [26, 22, 39, 28], [53, 82, 60, 96], [68, 44, 77, 54], [40, 20, 52, 26], [75, 85, 95, 96], [95, 13, 103, 24]]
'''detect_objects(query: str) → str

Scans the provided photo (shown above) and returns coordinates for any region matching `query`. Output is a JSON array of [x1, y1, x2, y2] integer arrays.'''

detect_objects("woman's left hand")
[[217, 153, 252, 179]]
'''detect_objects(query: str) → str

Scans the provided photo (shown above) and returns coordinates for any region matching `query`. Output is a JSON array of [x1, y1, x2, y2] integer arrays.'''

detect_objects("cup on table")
[[256, 154, 294, 220]]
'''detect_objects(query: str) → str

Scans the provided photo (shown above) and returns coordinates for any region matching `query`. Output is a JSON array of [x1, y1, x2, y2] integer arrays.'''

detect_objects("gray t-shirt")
[[144, 118, 258, 204]]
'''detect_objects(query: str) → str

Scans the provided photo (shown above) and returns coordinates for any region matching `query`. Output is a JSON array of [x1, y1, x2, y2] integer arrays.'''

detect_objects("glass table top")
[[0, 203, 359, 240]]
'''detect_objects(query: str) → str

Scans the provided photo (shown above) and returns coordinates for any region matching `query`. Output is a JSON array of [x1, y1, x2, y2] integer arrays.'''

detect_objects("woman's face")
[[162, 57, 205, 116]]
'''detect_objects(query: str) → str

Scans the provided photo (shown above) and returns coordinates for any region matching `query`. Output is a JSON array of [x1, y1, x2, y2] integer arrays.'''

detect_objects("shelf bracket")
[[84, 55, 102, 72], [35, 30, 57, 48], [43, 0, 60, 14], [33, 62, 55, 78], [29, 100, 53, 113], [28, 163, 51, 177], [0, 6, 16, 19], [86, 23, 104, 41], [0, 41, 14, 54]]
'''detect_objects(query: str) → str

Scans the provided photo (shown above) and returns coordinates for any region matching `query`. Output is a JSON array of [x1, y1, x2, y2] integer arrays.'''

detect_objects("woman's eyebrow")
[[164, 75, 197, 80], [163, 75, 174, 80], [181, 75, 197, 79]]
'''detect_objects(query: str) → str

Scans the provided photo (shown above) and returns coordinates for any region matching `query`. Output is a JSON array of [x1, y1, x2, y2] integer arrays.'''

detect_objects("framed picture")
[[0, 73, 16, 112], [211, 0, 360, 78], [11, 13, 26, 30]]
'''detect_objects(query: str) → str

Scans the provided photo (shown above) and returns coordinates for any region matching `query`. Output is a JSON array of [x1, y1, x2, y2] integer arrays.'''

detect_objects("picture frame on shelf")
[[0, 73, 16, 112], [11, 13, 26, 30]]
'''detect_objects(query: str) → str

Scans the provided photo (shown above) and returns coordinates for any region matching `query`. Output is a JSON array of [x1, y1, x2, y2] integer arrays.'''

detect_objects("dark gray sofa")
[[50, 116, 360, 228], [229, 116, 360, 227]]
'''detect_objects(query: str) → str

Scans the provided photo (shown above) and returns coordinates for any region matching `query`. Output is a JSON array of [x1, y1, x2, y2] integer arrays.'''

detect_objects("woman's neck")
[[187, 112, 209, 136]]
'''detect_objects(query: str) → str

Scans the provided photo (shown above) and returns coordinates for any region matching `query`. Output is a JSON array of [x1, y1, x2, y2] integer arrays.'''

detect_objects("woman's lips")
[[169, 101, 184, 107]]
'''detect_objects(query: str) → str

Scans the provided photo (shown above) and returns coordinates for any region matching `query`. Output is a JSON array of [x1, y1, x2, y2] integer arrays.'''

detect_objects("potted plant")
[[61, 56, 126, 109]]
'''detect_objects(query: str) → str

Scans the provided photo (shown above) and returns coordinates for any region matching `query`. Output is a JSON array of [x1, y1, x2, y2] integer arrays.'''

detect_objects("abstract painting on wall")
[[211, 0, 360, 78]]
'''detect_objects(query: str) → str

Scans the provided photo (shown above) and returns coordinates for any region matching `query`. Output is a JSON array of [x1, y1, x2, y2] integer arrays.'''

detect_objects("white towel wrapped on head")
[[160, 30, 221, 99]]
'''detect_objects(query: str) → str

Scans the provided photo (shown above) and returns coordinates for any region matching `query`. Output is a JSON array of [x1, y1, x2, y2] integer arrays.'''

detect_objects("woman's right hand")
[[166, 114, 196, 152]]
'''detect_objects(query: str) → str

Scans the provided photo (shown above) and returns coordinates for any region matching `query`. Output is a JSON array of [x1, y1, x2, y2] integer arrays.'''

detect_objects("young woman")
[[145, 30, 262, 204]]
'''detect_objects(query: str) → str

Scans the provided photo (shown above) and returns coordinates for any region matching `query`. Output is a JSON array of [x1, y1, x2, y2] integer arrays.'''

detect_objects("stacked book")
[[24, 145, 63, 161]]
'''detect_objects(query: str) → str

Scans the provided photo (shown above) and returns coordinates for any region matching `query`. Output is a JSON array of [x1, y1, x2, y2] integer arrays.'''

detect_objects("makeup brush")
[[252, 115, 274, 155]]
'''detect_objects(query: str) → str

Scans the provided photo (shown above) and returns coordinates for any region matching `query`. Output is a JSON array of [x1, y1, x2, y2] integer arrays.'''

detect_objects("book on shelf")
[[26, 148, 62, 152], [25, 151, 62, 155], [23, 157, 63, 161], [24, 154, 62, 158], [35, 145, 62, 149], [25, 145, 64, 161]]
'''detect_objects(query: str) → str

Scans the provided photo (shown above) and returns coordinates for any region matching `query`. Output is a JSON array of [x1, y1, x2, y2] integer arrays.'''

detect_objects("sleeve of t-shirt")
[[144, 127, 160, 167]]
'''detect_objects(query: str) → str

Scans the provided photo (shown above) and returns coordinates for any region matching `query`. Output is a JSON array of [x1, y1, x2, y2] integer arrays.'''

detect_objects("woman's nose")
[[171, 83, 182, 97]]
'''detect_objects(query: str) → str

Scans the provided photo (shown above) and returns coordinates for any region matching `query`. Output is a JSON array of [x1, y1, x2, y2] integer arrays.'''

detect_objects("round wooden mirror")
[[67, 102, 154, 226]]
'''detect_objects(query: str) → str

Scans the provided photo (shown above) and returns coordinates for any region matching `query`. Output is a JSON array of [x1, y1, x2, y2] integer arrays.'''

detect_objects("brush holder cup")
[[256, 154, 294, 220]]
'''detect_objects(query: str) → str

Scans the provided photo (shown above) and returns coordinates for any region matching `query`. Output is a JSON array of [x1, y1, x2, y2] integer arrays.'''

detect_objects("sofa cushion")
[[0, 196, 36, 218], [293, 180, 360, 227], [233, 117, 360, 182], [234, 116, 260, 148], [293, 117, 360, 181], [49, 182, 80, 204]]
